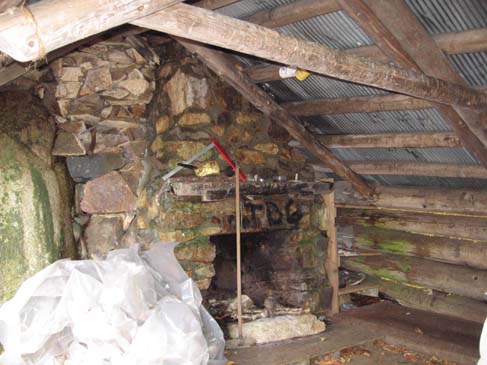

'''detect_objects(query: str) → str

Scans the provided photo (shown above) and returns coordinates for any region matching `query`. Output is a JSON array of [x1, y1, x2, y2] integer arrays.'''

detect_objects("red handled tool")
[[163, 139, 247, 181]]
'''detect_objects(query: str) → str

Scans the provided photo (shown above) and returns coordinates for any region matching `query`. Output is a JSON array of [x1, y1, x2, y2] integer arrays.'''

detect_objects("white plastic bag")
[[0, 243, 225, 365], [480, 317, 487, 365]]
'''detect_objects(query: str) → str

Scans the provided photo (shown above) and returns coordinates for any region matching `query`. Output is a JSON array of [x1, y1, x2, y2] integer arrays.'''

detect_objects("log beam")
[[341, 253, 487, 301], [283, 94, 433, 116], [319, 132, 461, 148], [339, 0, 487, 166], [132, 4, 487, 109], [338, 208, 487, 241], [246, 28, 487, 83], [339, 224, 487, 269], [377, 278, 487, 324], [0, 0, 184, 62], [327, 161, 487, 179], [335, 181, 487, 217], [174, 38, 374, 198]]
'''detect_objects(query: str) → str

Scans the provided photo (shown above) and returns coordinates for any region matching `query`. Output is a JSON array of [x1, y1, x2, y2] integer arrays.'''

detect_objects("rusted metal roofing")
[[217, 0, 487, 189]]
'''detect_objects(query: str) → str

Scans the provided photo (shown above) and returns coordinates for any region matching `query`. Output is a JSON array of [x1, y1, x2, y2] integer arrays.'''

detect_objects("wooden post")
[[235, 166, 243, 338], [324, 192, 339, 315]]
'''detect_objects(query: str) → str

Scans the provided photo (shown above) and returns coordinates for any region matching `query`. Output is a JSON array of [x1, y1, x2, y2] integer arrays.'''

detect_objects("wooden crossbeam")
[[246, 27, 487, 83], [175, 38, 375, 198], [283, 94, 432, 116], [334, 181, 487, 217], [338, 0, 487, 166], [323, 161, 487, 179], [319, 132, 461, 149], [132, 4, 487, 109]]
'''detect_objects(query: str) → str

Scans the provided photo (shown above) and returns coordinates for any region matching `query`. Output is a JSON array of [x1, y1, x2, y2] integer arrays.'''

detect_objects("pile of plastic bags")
[[0, 243, 226, 365]]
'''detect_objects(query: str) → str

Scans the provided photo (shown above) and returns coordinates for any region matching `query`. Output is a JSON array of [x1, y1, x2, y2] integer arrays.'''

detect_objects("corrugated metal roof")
[[406, 0, 487, 34], [331, 147, 478, 165], [362, 175, 487, 190], [217, 0, 294, 19], [277, 11, 374, 49], [447, 52, 487, 87], [305, 109, 451, 135], [218, 0, 487, 189]]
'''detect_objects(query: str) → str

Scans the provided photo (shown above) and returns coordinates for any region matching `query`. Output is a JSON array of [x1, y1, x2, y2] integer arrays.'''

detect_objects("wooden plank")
[[339, 224, 487, 269], [329, 161, 487, 179], [324, 192, 339, 315], [341, 253, 487, 301], [337, 208, 487, 242], [174, 39, 375, 198], [283, 94, 433, 116], [319, 132, 461, 148], [226, 321, 382, 365], [244, 0, 340, 28], [335, 181, 487, 217], [0, 0, 184, 62], [132, 4, 487, 109], [339, 0, 487, 166]]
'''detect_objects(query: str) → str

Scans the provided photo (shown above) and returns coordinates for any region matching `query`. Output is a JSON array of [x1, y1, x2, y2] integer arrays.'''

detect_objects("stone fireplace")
[[4, 40, 335, 317]]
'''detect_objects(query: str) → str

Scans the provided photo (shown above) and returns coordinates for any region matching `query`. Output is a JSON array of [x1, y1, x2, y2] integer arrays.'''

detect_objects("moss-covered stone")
[[0, 134, 63, 303]]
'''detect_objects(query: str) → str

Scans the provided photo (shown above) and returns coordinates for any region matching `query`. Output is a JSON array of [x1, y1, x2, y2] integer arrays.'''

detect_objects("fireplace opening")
[[208, 230, 297, 307]]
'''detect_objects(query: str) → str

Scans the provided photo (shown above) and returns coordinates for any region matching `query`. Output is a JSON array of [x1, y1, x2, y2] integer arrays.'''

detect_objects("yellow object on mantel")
[[295, 68, 311, 81], [195, 160, 220, 177], [278, 66, 311, 81]]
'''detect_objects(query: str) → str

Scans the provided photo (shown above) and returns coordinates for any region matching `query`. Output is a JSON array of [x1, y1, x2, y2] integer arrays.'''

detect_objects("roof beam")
[[338, 0, 487, 167], [243, 0, 340, 28], [246, 28, 487, 82], [319, 132, 461, 149], [175, 38, 375, 198], [0, 0, 184, 62], [334, 181, 487, 217], [283, 94, 432, 116], [132, 4, 487, 110], [325, 161, 487, 179]]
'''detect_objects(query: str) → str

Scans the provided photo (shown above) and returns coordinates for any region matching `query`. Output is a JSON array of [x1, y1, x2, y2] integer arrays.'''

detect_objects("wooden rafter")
[[283, 94, 432, 116], [175, 38, 375, 198], [0, 0, 184, 62], [132, 4, 487, 109], [246, 28, 487, 82], [338, 0, 487, 167], [319, 133, 461, 149], [322, 161, 487, 179]]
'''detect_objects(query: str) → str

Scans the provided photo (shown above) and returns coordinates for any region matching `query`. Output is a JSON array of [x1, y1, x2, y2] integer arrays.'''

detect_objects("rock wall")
[[0, 91, 72, 302], [49, 40, 157, 258], [134, 45, 329, 311]]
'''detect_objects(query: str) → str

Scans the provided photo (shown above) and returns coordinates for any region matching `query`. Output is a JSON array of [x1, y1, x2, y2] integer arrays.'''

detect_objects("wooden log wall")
[[337, 189, 487, 323]]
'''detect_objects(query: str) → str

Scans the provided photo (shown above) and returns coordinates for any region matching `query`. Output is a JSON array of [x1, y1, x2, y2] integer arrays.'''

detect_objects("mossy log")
[[377, 278, 487, 324], [339, 224, 487, 269], [338, 208, 487, 241], [341, 254, 487, 301]]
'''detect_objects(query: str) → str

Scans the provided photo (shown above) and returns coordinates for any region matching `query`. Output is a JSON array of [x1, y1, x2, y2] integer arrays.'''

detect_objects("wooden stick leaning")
[[235, 166, 243, 338]]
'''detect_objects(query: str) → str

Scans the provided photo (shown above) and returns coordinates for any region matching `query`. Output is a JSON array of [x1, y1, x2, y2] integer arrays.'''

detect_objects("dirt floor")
[[317, 340, 458, 365]]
